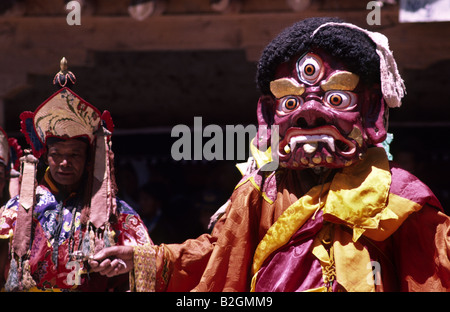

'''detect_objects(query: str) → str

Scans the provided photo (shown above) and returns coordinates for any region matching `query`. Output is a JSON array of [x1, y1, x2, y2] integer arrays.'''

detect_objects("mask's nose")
[[292, 87, 330, 129]]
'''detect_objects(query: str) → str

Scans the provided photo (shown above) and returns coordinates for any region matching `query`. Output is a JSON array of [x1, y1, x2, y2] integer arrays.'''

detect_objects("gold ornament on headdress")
[[53, 57, 76, 88]]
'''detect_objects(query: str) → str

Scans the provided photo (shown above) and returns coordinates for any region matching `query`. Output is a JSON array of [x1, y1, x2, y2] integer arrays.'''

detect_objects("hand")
[[89, 246, 134, 277]]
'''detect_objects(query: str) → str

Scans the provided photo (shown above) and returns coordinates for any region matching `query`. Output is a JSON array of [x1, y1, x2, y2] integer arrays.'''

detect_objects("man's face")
[[47, 139, 88, 188], [261, 49, 385, 170]]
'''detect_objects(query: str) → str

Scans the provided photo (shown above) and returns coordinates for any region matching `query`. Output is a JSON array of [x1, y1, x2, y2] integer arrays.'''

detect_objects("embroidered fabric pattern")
[[133, 244, 156, 292], [0, 186, 150, 290]]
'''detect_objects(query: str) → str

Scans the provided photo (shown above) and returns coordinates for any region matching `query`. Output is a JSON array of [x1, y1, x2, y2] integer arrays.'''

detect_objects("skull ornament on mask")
[[256, 48, 388, 170]]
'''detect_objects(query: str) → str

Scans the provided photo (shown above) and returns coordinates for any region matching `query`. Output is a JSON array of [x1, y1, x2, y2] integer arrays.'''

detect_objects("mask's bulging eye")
[[329, 94, 343, 106], [284, 97, 298, 110], [276, 96, 303, 115], [324, 91, 357, 110], [304, 64, 316, 76], [297, 53, 324, 85]]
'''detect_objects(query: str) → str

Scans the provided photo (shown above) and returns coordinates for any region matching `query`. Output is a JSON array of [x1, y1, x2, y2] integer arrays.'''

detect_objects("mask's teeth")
[[326, 155, 334, 163], [303, 142, 318, 154], [286, 134, 336, 155], [312, 155, 322, 164], [324, 137, 335, 152], [284, 144, 291, 154]]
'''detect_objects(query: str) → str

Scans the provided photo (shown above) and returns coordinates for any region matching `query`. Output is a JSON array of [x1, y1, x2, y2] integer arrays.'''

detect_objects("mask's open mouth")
[[278, 125, 356, 158]]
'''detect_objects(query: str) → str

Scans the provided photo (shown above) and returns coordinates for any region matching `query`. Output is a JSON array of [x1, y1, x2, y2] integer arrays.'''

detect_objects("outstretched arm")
[[89, 246, 134, 277]]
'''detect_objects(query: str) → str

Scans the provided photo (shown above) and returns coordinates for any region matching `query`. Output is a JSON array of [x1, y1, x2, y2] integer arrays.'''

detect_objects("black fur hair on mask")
[[256, 17, 381, 95]]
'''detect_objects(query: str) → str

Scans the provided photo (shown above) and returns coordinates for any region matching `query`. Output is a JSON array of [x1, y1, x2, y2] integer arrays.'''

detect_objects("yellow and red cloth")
[[132, 147, 449, 292]]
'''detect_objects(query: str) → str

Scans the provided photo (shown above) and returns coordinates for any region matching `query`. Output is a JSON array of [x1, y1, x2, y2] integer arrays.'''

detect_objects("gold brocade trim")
[[132, 244, 156, 292]]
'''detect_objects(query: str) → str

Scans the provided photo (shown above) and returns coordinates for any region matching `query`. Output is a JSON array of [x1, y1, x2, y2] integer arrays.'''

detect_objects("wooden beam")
[[1, 12, 450, 97]]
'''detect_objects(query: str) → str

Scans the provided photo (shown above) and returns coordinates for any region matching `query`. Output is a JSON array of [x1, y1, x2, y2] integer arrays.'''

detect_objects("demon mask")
[[258, 49, 386, 169], [255, 17, 404, 171]]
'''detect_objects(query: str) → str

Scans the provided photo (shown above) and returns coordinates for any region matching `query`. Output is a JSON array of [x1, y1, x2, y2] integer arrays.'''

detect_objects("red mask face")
[[257, 49, 387, 170]]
